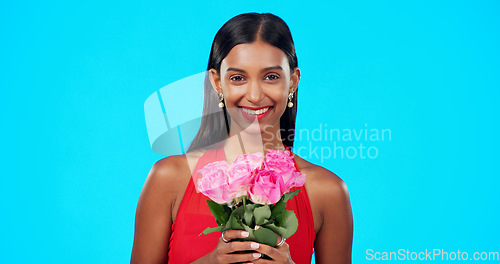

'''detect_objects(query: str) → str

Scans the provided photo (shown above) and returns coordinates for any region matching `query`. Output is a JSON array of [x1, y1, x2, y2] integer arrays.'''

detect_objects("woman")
[[131, 13, 353, 264]]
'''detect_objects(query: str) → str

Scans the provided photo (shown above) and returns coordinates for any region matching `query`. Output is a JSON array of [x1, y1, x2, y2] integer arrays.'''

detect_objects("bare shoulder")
[[150, 155, 187, 177], [136, 155, 191, 216], [146, 150, 204, 190], [141, 150, 206, 223], [146, 154, 190, 189]]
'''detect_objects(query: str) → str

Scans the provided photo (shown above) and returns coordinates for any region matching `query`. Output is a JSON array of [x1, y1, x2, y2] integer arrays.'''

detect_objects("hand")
[[250, 236, 295, 264], [193, 230, 262, 264]]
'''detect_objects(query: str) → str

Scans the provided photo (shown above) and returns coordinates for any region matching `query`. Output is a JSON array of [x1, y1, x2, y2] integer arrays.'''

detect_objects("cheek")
[[221, 86, 245, 104], [223, 92, 246, 107], [263, 87, 288, 104]]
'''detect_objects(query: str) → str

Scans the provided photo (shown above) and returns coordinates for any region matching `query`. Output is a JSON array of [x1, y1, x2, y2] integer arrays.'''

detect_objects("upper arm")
[[313, 170, 353, 264], [130, 156, 185, 264]]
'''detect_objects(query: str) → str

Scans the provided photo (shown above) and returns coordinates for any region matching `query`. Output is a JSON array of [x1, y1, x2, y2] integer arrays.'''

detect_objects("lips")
[[241, 106, 270, 115], [239, 106, 273, 121]]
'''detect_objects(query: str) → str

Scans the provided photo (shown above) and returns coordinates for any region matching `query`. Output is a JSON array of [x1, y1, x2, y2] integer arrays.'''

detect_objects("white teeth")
[[241, 107, 270, 115]]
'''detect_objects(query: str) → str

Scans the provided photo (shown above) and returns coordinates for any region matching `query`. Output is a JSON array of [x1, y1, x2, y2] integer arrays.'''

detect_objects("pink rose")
[[197, 161, 234, 204], [281, 171, 306, 193], [248, 169, 284, 205], [264, 149, 306, 193], [264, 149, 296, 173], [227, 152, 264, 197]]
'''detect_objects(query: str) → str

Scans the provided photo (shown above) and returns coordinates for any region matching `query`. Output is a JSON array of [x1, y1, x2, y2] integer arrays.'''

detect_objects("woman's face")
[[209, 39, 300, 135]]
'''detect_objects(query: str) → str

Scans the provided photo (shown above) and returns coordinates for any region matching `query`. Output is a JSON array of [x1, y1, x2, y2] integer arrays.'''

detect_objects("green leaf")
[[254, 205, 271, 226], [225, 211, 244, 230], [276, 209, 299, 239], [243, 204, 256, 226], [271, 199, 286, 218], [254, 227, 278, 247], [221, 222, 257, 242], [200, 225, 223, 235], [241, 224, 257, 241], [283, 189, 300, 203], [270, 190, 300, 220], [222, 203, 232, 218], [232, 206, 245, 219], [224, 212, 233, 230], [206, 200, 230, 225], [262, 223, 287, 238]]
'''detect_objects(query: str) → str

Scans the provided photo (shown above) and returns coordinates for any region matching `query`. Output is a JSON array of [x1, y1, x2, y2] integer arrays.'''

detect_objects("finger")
[[220, 251, 261, 263], [252, 243, 287, 261], [222, 230, 250, 241], [219, 233, 227, 244], [276, 236, 288, 249], [223, 241, 260, 253], [252, 259, 274, 264]]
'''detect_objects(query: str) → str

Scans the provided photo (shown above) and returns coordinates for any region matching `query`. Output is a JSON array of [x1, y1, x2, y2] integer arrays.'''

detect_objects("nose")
[[245, 80, 265, 105]]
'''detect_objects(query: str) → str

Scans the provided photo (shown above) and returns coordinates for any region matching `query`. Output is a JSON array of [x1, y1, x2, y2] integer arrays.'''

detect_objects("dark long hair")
[[187, 13, 298, 152]]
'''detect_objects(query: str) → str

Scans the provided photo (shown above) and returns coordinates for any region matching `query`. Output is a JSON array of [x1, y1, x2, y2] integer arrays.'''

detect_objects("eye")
[[229, 75, 245, 82], [265, 74, 280, 80]]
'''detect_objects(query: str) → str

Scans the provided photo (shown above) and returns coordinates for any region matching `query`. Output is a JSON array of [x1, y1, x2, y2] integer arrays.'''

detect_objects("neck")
[[223, 121, 286, 163]]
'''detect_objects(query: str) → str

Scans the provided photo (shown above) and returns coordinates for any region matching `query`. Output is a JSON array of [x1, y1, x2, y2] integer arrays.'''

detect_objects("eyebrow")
[[226, 66, 283, 73]]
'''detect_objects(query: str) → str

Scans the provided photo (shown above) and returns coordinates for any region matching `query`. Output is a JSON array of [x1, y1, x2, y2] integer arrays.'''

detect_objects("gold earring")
[[287, 92, 294, 108], [218, 93, 225, 108]]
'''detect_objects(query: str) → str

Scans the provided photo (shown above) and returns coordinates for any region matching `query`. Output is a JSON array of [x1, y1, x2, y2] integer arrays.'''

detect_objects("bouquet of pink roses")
[[197, 149, 306, 247]]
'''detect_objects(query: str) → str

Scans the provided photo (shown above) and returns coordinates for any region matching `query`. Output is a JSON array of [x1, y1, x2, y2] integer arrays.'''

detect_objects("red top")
[[168, 146, 316, 263]]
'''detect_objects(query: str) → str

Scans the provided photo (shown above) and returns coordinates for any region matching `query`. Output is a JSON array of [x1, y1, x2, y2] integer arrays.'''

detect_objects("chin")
[[227, 105, 282, 134], [236, 119, 281, 138]]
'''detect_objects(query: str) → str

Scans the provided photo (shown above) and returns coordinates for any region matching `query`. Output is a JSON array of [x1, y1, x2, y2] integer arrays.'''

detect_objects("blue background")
[[1, 0, 498, 263]]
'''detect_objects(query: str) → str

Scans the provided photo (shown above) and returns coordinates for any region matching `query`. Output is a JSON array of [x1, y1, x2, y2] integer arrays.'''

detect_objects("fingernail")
[[250, 242, 259, 249], [254, 225, 260, 230], [253, 253, 261, 258], [241, 231, 249, 237]]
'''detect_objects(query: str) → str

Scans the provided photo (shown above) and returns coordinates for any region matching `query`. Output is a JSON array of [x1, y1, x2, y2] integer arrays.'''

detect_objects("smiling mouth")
[[240, 106, 272, 115]]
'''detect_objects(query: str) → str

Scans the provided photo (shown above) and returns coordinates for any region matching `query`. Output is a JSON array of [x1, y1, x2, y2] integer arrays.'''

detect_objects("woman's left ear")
[[289, 67, 301, 93]]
